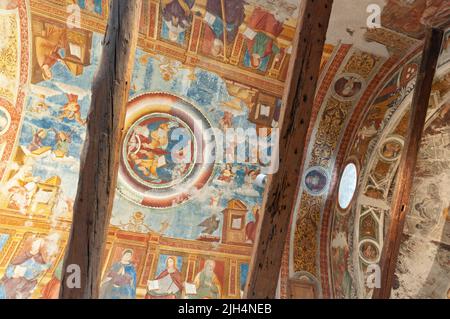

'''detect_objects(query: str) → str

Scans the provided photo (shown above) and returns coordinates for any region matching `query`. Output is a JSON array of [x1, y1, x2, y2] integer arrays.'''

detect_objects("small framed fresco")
[[30, 17, 93, 84], [187, 258, 225, 299], [46, 0, 108, 19], [145, 254, 185, 299], [158, 0, 195, 47], [99, 245, 146, 299], [248, 94, 281, 128], [0, 232, 61, 299]]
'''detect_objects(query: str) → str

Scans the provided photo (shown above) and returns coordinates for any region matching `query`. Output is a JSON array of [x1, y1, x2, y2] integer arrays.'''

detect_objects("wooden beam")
[[244, 0, 333, 299], [372, 26, 444, 299], [59, 0, 142, 299]]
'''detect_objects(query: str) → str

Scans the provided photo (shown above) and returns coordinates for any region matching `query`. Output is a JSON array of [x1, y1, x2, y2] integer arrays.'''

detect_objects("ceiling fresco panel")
[[0, 0, 305, 300]]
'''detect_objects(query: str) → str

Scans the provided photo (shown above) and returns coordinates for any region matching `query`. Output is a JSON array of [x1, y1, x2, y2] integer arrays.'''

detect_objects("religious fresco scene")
[[0, 0, 297, 300], [0, 0, 448, 300]]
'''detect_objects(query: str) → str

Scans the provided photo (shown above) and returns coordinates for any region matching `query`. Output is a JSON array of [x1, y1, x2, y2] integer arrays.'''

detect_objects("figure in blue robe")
[[100, 249, 137, 299]]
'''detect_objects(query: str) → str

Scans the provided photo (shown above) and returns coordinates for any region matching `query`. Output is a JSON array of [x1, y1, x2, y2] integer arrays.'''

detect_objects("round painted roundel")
[[303, 166, 329, 196], [118, 93, 215, 208], [123, 113, 196, 189]]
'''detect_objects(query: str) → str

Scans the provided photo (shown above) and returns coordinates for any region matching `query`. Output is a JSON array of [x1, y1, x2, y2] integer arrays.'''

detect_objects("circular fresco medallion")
[[0, 106, 11, 136], [333, 74, 364, 101], [378, 136, 404, 162], [359, 240, 380, 263], [303, 166, 329, 196], [118, 93, 215, 209], [123, 113, 196, 189]]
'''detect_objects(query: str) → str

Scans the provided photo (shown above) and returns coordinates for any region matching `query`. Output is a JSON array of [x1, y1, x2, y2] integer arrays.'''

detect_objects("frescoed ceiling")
[[0, 0, 29, 181], [392, 72, 449, 299], [0, 0, 307, 300], [0, 0, 448, 300], [284, 0, 450, 300], [28, 0, 311, 97]]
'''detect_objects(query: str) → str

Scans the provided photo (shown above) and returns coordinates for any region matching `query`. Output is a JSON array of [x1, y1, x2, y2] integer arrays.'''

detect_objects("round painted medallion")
[[359, 240, 380, 263], [333, 74, 364, 100], [303, 166, 329, 196], [118, 93, 215, 208], [123, 113, 196, 189], [378, 136, 404, 162]]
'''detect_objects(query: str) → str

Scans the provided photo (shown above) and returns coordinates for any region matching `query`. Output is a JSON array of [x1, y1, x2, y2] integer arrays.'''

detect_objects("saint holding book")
[[146, 256, 183, 299]]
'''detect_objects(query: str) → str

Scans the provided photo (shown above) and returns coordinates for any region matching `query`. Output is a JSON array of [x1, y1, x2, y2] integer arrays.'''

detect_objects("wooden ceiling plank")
[[243, 0, 334, 299], [372, 26, 445, 299], [59, 0, 142, 299]]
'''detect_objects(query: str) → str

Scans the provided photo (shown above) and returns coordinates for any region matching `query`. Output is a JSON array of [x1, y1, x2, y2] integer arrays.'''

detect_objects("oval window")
[[338, 163, 357, 210]]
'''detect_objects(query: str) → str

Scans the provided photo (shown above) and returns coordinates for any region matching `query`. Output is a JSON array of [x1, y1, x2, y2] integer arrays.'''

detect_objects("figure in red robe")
[[145, 256, 183, 299], [58, 94, 86, 125], [243, 8, 284, 72], [40, 261, 62, 299]]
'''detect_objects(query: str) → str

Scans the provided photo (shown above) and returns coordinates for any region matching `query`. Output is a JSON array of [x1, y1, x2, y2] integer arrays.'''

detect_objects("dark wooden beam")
[[60, 0, 142, 299], [372, 26, 444, 299], [244, 0, 333, 299]]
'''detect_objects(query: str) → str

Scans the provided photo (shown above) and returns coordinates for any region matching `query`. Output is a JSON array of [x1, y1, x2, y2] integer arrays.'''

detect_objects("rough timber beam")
[[244, 0, 334, 299], [60, 0, 142, 299], [372, 26, 445, 299]]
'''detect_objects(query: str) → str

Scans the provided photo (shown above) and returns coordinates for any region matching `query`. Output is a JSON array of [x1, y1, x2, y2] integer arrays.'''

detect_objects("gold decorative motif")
[[311, 98, 352, 167], [294, 215, 319, 275], [0, 14, 19, 102], [365, 28, 418, 57], [343, 51, 378, 79]]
